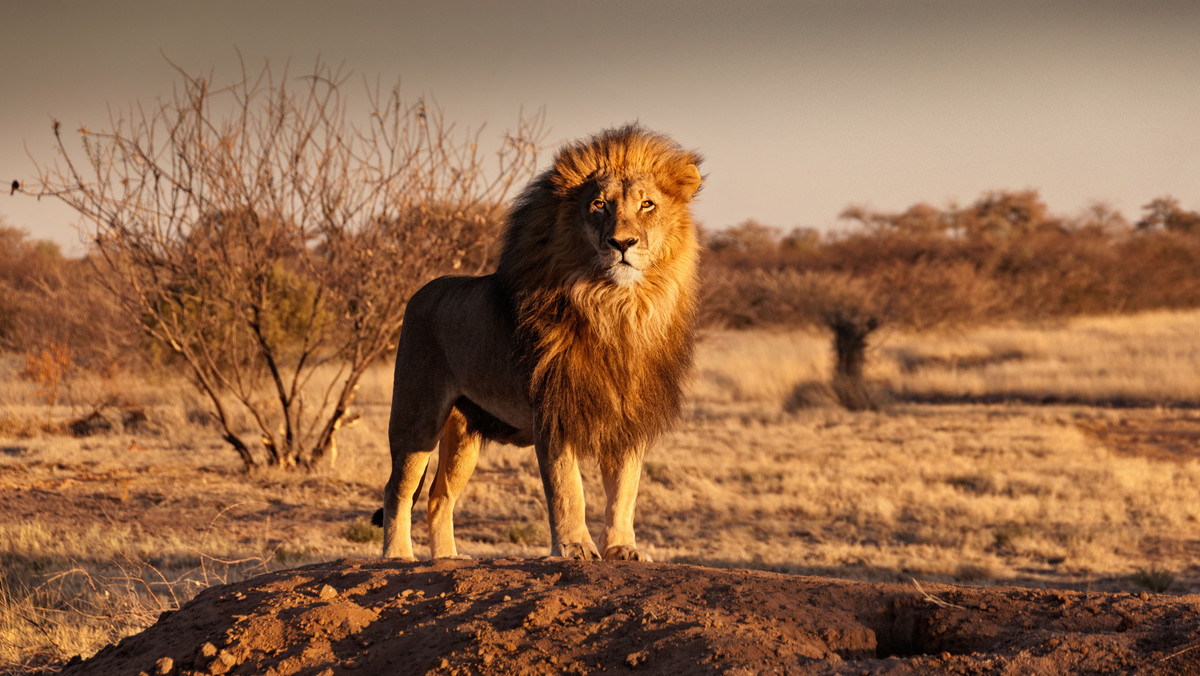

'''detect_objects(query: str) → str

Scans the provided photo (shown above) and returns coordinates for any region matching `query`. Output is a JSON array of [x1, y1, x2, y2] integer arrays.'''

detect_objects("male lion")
[[380, 125, 702, 561]]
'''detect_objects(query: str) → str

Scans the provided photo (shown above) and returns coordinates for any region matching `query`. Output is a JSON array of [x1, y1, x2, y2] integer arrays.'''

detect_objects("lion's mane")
[[495, 125, 703, 465]]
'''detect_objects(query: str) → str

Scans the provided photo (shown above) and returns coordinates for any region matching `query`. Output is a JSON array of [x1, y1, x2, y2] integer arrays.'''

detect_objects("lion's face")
[[578, 174, 679, 287]]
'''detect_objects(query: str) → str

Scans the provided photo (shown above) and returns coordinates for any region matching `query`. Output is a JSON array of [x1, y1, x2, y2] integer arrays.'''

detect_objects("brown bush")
[[701, 190, 1200, 331], [0, 224, 133, 373]]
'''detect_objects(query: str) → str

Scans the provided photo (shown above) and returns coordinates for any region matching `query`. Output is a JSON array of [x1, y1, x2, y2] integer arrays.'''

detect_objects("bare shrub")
[[28, 58, 544, 469]]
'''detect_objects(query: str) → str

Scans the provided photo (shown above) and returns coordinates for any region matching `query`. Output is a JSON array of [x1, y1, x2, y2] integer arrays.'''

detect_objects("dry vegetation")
[[6, 59, 1200, 673], [25, 59, 543, 470], [4, 311, 1200, 673]]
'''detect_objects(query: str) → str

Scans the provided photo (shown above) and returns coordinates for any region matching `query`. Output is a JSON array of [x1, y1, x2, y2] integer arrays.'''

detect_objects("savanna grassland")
[[3, 310, 1199, 673], [7, 61, 1200, 673]]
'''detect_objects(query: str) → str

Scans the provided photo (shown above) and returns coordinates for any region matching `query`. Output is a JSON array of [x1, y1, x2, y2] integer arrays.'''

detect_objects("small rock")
[[155, 656, 174, 674], [626, 651, 648, 667], [206, 648, 238, 676], [319, 584, 338, 600], [199, 643, 218, 659], [209, 650, 238, 675]]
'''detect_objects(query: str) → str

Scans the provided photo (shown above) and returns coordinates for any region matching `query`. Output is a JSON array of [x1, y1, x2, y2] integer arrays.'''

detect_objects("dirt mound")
[[60, 558, 1200, 675]]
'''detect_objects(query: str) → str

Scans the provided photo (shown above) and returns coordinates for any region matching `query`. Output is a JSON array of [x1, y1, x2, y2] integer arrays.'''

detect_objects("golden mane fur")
[[497, 125, 703, 467], [380, 125, 703, 561]]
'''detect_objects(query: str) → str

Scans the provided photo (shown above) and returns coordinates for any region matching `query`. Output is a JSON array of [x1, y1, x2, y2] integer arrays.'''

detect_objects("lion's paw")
[[557, 542, 601, 560], [602, 545, 652, 562]]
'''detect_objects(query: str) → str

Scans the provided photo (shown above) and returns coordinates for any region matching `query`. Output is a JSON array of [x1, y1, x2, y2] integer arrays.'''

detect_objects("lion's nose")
[[607, 236, 638, 253]]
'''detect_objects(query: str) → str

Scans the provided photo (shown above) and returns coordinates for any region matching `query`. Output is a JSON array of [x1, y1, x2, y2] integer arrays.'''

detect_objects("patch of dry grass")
[[640, 405, 1200, 588], [3, 309, 1200, 672], [877, 310, 1200, 405]]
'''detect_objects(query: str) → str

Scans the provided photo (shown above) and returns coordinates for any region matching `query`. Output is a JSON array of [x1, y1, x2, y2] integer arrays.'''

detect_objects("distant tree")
[[1137, 196, 1200, 234], [961, 190, 1056, 242], [30, 59, 544, 469], [704, 219, 782, 253], [780, 226, 821, 253], [840, 202, 946, 237], [1073, 201, 1130, 235]]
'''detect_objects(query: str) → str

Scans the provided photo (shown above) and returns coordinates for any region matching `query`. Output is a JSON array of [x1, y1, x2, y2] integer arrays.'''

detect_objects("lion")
[[378, 124, 703, 561]]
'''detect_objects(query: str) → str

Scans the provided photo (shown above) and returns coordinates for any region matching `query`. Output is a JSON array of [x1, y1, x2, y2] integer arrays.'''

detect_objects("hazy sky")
[[3, 0, 1198, 254]]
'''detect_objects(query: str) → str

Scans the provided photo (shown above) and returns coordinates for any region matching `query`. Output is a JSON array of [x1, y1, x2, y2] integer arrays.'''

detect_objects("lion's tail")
[[370, 508, 384, 527]]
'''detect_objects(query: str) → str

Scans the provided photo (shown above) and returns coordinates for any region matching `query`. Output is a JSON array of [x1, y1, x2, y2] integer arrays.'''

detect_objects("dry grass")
[[877, 310, 1200, 405], [3, 309, 1200, 672], [643, 405, 1200, 585]]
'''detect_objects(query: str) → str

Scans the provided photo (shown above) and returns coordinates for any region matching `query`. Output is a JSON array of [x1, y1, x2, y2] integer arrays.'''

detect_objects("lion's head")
[[577, 167, 700, 287], [499, 125, 703, 298]]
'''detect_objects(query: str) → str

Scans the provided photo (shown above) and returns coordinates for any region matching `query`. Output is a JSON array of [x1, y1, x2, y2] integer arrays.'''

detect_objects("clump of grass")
[[992, 525, 1031, 552], [273, 546, 314, 566], [643, 461, 671, 484], [1131, 567, 1174, 593], [879, 311, 1200, 406], [0, 412, 45, 438], [342, 519, 383, 545], [504, 522, 544, 546]]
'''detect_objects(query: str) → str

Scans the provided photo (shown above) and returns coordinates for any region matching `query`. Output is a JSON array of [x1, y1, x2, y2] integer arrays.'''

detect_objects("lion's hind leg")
[[382, 450, 432, 560], [382, 391, 453, 560], [428, 407, 482, 559]]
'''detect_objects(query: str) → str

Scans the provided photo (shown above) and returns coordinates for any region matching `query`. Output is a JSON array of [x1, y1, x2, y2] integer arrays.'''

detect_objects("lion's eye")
[[590, 199, 606, 211], [641, 200, 655, 211]]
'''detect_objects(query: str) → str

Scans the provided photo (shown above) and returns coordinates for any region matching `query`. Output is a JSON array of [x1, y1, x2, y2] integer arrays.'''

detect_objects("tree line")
[[696, 191, 1200, 408]]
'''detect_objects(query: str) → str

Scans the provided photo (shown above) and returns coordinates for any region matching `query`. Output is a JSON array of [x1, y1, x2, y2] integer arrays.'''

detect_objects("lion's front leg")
[[599, 450, 650, 561], [534, 437, 599, 560]]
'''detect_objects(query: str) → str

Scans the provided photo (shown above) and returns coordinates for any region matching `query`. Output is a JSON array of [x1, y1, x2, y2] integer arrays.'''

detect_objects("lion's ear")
[[677, 164, 703, 200]]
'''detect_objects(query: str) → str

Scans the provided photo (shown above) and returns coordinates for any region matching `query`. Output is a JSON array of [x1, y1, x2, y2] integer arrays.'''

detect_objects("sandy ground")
[[59, 557, 1200, 675], [5, 399, 1200, 674]]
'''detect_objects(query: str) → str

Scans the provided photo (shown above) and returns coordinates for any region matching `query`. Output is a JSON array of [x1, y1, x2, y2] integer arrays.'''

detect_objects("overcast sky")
[[3, 0, 1198, 254]]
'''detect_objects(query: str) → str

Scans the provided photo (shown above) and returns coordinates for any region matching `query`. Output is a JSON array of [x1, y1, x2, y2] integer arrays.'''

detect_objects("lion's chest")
[[522, 297, 691, 456]]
